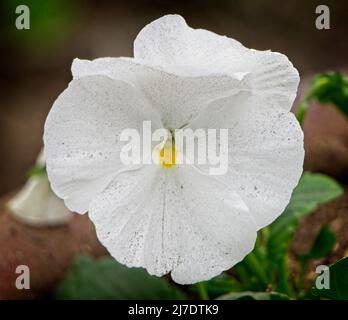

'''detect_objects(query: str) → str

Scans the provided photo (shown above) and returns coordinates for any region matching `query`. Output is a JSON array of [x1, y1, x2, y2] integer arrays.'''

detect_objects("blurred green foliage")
[[299, 224, 336, 262], [1, 0, 79, 53], [55, 255, 186, 300], [296, 73, 348, 123]]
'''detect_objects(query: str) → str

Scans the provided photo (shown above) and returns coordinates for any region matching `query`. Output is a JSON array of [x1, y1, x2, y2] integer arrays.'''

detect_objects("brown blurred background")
[[1, 0, 348, 195]]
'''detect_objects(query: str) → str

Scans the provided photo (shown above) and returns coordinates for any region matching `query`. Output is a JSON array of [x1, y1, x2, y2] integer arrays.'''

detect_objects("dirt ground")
[[0, 193, 107, 299]]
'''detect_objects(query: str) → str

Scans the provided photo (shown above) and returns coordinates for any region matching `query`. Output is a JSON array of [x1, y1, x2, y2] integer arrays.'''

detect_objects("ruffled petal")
[[72, 57, 244, 129], [134, 14, 299, 111], [134, 14, 247, 76], [242, 50, 299, 111], [44, 75, 161, 213], [89, 164, 257, 284], [189, 92, 304, 229]]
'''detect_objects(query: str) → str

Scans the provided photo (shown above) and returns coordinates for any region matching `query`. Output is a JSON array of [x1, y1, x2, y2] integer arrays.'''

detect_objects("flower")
[[43, 15, 304, 284], [8, 149, 72, 227]]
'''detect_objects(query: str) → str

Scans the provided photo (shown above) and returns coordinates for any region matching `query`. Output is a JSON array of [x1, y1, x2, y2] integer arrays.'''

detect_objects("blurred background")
[[0, 0, 348, 299]]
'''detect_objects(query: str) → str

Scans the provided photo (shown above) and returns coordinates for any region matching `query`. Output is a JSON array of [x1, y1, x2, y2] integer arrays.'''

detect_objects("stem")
[[197, 282, 209, 300], [296, 259, 308, 297], [244, 253, 269, 288], [277, 255, 294, 297]]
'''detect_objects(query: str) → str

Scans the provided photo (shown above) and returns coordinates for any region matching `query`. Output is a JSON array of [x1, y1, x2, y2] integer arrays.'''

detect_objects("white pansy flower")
[[8, 149, 72, 227], [43, 15, 304, 284]]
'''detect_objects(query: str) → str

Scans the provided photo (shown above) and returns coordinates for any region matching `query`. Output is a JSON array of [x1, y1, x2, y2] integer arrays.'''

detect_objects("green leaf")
[[312, 257, 348, 300], [308, 73, 348, 118], [299, 225, 336, 261], [217, 291, 290, 300], [268, 172, 343, 258], [55, 255, 186, 300], [294, 72, 348, 127]]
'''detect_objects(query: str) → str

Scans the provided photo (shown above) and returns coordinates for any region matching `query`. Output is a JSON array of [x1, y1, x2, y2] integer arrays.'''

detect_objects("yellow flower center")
[[159, 139, 176, 168]]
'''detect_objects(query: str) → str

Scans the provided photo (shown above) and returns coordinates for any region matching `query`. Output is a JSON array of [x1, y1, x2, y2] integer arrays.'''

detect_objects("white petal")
[[134, 14, 247, 76], [243, 50, 299, 111], [88, 165, 161, 269], [72, 57, 244, 129], [190, 93, 304, 229], [134, 14, 299, 111], [44, 75, 161, 213], [89, 165, 257, 284]]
